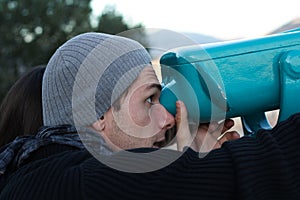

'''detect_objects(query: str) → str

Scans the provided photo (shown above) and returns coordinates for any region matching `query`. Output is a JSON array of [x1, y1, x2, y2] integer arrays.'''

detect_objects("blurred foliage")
[[98, 5, 132, 35], [97, 5, 148, 49], [0, 0, 147, 104], [0, 0, 92, 102]]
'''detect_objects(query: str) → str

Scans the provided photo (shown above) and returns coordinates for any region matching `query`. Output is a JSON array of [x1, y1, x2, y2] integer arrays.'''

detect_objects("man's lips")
[[153, 137, 166, 148]]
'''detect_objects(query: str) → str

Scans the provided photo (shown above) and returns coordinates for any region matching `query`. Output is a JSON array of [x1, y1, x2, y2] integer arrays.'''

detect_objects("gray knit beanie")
[[42, 32, 151, 126]]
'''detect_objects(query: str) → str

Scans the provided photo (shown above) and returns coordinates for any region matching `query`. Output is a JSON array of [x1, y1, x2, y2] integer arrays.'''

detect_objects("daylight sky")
[[91, 0, 300, 40]]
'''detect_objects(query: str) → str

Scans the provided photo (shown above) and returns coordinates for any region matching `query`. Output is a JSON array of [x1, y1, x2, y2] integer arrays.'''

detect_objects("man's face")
[[101, 65, 175, 150]]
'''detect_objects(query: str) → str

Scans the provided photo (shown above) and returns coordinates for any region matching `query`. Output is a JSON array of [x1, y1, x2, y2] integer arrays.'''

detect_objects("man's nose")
[[161, 105, 175, 129]]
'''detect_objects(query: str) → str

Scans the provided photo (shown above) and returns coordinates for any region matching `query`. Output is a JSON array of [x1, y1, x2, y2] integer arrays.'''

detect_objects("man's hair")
[[112, 89, 129, 112]]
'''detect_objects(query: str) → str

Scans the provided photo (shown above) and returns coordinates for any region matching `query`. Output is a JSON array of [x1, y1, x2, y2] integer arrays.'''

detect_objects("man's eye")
[[146, 96, 154, 105]]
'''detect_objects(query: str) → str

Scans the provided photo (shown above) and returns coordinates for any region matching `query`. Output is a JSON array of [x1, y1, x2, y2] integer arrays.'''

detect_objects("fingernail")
[[176, 100, 182, 106], [225, 119, 234, 127], [233, 132, 240, 138]]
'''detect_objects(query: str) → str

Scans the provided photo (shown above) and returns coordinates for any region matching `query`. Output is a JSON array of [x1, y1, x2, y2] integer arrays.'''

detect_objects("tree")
[[97, 5, 148, 49], [0, 0, 93, 101], [0, 1, 147, 103]]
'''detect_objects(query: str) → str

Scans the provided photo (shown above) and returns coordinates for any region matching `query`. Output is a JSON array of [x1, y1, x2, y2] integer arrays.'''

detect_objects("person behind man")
[[0, 66, 45, 147], [0, 65, 45, 189], [0, 32, 299, 200]]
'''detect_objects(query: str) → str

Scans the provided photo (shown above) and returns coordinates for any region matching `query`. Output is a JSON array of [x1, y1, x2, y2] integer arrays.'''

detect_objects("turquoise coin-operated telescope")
[[159, 28, 300, 135]]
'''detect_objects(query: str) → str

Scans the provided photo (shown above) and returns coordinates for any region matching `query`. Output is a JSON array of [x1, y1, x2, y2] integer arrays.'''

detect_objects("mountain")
[[181, 32, 221, 44], [269, 17, 300, 34], [145, 29, 221, 59]]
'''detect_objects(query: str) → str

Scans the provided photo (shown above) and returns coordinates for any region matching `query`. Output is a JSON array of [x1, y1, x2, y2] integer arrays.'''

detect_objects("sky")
[[91, 0, 300, 40]]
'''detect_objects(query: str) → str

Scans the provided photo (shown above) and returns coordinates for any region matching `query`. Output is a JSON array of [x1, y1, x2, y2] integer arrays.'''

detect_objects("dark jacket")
[[0, 114, 300, 200]]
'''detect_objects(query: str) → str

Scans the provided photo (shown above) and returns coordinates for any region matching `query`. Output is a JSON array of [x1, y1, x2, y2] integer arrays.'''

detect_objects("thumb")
[[175, 101, 191, 151]]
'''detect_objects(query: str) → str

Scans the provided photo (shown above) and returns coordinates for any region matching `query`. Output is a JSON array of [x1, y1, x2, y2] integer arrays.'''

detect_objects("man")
[[0, 32, 299, 200], [41, 32, 236, 153]]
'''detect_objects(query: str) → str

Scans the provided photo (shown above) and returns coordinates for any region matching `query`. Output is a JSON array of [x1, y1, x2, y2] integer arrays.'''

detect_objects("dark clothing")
[[0, 125, 85, 175], [1, 114, 300, 200], [0, 125, 112, 176]]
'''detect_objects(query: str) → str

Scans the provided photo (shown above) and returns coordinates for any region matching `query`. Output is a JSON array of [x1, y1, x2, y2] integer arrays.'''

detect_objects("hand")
[[175, 101, 240, 152]]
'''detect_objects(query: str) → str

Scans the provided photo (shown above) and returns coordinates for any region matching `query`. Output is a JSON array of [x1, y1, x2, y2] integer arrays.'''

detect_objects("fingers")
[[217, 131, 240, 146], [215, 119, 239, 144], [174, 100, 240, 152], [197, 119, 240, 152], [198, 119, 234, 135], [175, 101, 188, 128], [175, 101, 191, 151], [202, 119, 234, 140], [223, 119, 235, 132]]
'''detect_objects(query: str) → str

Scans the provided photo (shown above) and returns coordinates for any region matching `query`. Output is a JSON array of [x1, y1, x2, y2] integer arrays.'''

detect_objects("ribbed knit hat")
[[42, 32, 151, 126]]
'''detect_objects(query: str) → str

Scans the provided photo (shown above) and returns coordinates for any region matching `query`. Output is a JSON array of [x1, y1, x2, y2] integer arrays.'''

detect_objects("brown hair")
[[0, 66, 46, 147]]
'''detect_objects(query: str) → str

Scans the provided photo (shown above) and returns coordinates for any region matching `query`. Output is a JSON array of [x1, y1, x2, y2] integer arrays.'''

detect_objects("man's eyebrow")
[[146, 83, 162, 91]]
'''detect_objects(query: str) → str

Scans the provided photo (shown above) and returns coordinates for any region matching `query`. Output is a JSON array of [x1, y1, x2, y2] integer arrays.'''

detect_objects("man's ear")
[[91, 116, 105, 132]]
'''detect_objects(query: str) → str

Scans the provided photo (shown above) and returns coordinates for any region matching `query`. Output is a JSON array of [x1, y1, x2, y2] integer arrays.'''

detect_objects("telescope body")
[[160, 29, 300, 134]]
